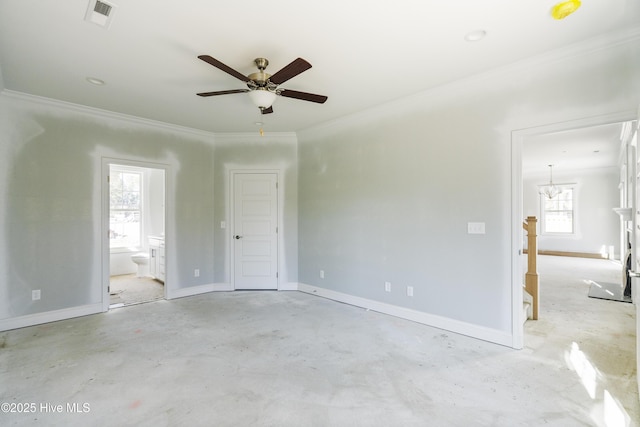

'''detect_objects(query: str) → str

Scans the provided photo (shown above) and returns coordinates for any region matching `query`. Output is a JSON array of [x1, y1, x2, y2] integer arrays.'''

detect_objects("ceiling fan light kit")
[[197, 55, 327, 116], [248, 88, 278, 110]]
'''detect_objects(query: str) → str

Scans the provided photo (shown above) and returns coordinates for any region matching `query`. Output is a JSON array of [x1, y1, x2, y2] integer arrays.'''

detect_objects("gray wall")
[[297, 32, 640, 334], [0, 30, 638, 344], [0, 93, 216, 320], [524, 168, 620, 257]]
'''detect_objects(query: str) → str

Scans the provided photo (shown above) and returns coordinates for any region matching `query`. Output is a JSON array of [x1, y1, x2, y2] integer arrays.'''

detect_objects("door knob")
[[234, 235, 242, 239]]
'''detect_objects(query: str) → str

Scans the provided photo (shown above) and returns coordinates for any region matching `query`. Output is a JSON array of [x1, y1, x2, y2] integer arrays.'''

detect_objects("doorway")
[[103, 160, 167, 309], [511, 112, 635, 348], [230, 171, 279, 290]]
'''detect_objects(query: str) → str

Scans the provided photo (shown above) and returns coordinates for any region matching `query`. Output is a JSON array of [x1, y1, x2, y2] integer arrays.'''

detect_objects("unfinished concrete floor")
[[109, 274, 164, 307], [0, 255, 637, 426]]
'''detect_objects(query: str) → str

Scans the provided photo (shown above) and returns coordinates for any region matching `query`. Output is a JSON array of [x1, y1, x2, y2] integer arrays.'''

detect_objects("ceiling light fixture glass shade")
[[539, 164, 562, 199], [248, 88, 277, 109]]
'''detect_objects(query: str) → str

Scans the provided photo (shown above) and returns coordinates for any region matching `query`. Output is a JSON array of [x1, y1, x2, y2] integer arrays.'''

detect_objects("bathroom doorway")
[[106, 161, 166, 308]]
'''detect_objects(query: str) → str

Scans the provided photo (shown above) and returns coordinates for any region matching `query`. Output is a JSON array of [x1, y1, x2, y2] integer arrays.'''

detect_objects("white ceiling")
[[522, 122, 626, 176], [1, 0, 638, 136]]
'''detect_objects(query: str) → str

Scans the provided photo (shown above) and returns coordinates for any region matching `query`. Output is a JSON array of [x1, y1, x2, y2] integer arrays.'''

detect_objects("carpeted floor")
[[109, 274, 164, 307]]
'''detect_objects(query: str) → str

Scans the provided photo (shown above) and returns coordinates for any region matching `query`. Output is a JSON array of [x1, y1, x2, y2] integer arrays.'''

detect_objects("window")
[[541, 187, 574, 234], [110, 167, 142, 249]]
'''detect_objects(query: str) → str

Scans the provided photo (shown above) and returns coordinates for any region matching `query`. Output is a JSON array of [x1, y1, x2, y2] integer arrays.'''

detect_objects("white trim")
[[166, 283, 217, 299], [278, 282, 299, 291], [539, 184, 577, 236], [229, 168, 283, 291], [1, 90, 216, 140], [109, 166, 144, 250], [211, 283, 234, 292], [297, 283, 513, 347], [299, 26, 640, 137], [102, 157, 171, 312], [0, 304, 102, 332], [511, 130, 524, 349], [214, 132, 297, 145]]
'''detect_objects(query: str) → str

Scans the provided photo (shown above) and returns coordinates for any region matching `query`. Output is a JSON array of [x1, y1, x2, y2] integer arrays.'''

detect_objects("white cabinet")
[[149, 236, 165, 283]]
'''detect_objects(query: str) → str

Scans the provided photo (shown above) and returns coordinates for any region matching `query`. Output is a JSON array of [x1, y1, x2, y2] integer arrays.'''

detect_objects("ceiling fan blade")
[[197, 89, 249, 97], [279, 89, 328, 104], [269, 58, 312, 85], [198, 55, 250, 82], [261, 106, 274, 114]]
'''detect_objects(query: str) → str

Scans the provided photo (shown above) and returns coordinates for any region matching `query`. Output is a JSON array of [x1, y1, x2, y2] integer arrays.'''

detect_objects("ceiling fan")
[[196, 55, 328, 114]]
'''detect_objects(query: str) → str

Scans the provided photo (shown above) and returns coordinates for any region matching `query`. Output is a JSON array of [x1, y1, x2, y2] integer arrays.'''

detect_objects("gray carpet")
[[587, 279, 632, 303]]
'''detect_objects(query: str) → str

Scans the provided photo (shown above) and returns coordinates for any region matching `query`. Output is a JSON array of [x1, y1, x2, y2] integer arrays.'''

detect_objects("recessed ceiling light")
[[86, 77, 105, 85], [255, 121, 264, 126], [465, 30, 487, 42]]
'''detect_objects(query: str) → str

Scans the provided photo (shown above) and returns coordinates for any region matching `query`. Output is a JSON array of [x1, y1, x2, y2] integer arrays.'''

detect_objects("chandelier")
[[539, 164, 562, 199]]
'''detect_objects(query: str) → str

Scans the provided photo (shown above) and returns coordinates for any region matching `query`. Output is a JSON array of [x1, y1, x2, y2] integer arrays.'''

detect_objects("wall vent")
[[85, 0, 116, 28], [94, 1, 113, 17]]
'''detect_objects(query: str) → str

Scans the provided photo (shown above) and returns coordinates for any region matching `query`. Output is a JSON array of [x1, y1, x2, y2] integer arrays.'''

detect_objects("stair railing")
[[523, 216, 539, 320]]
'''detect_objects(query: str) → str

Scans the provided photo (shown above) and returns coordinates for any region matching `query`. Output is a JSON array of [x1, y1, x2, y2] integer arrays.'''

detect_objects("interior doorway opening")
[[512, 112, 635, 349], [107, 163, 166, 308]]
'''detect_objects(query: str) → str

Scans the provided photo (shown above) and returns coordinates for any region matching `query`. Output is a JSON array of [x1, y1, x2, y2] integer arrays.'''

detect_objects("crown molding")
[[300, 25, 640, 138], [214, 132, 298, 145], [2, 89, 300, 145], [1, 89, 217, 141]]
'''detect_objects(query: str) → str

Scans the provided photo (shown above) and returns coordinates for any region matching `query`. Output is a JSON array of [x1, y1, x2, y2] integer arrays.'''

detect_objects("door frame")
[[229, 168, 283, 290], [510, 110, 635, 349], [101, 157, 171, 311]]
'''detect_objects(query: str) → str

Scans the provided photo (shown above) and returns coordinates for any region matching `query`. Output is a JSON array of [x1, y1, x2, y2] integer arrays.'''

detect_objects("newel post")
[[523, 216, 539, 320]]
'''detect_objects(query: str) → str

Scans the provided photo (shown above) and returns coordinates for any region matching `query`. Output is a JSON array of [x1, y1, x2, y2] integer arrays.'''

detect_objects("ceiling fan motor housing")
[[248, 58, 272, 87], [248, 71, 271, 86]]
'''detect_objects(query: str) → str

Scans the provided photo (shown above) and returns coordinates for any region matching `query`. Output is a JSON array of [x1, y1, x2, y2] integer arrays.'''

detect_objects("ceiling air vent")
[[85, 0, 116, 28]]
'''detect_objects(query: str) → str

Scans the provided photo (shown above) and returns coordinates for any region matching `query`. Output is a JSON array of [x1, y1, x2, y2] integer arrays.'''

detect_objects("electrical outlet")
[[32, 290, 41, 301], [406, 286, 414, 297], [194, 269, 200, 277], [320, 270, 325, 279], [385, 282, 391, 292]]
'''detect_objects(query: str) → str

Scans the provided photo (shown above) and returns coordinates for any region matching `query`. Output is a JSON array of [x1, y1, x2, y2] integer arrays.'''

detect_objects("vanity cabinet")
[[149, 236, 165, 283]]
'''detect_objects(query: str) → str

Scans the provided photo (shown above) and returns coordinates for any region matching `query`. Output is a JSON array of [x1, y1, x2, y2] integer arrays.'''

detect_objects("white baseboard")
[[212, 283, 234, 292], [167, 283, 221, 299], [0, 283, 513, 347], [297, 283, 514, 347], [278, 282, 299, 291], [0, 303, 103, 332]]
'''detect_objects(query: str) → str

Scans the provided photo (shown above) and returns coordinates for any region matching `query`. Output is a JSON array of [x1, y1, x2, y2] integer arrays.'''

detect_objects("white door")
[[232, 173, 278, 290]]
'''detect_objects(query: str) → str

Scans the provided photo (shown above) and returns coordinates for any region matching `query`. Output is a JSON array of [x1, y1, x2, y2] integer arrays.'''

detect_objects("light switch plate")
[[468, 222, 486, 234]]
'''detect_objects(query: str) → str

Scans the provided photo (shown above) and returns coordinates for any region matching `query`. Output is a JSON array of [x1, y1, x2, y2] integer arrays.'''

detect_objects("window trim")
[[539, 184, 576, 236], [109, 165, 144, 252]]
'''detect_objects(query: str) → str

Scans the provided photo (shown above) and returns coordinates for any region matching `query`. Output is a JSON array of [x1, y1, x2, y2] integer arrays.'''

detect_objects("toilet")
[[131, 252, 149, 278]]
